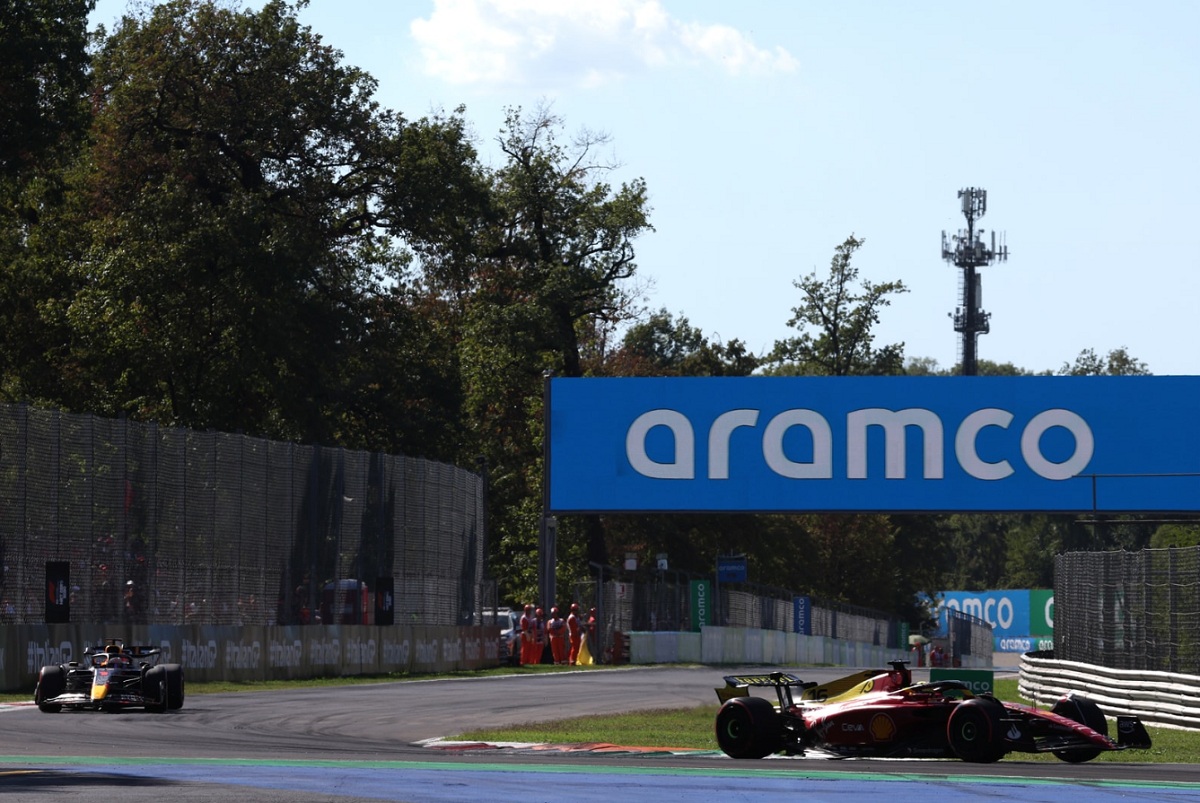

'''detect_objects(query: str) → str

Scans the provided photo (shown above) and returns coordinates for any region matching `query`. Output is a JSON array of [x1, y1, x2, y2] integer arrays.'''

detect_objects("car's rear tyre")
[[35, 665, 65, 713], [142, 665, 168, 713], [715, 696, 782, 759], [1051, 696, 1107, 763], [947, 697, 1006, 763], [165, 664, 185, 710]]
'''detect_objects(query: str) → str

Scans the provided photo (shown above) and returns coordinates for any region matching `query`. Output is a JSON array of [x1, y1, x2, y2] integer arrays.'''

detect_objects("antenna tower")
[[942, 188, 1008, 375]]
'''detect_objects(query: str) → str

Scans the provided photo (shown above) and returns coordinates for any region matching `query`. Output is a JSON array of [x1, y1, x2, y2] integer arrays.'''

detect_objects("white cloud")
[[409, 0, 798, 91]]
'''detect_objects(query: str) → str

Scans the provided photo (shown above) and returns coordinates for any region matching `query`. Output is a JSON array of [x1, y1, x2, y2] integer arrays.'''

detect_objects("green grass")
[[457, 706, 717, 749], [452, 677, 1200, 763]]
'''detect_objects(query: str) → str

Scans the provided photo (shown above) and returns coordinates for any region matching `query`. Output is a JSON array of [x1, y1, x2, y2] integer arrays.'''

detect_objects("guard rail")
[[1019, 650, 1200, 730]]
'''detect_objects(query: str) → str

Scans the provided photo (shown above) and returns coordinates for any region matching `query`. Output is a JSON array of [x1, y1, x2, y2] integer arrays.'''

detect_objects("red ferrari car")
[[714, 661, 1151, 763]]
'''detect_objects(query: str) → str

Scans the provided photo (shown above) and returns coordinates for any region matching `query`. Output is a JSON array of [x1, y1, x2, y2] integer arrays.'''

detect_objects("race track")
[[2, 665, 1199, 802]]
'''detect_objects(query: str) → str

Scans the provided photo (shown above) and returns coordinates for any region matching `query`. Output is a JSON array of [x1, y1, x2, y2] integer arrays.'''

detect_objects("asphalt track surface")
[[2, 664, 1200, 802]]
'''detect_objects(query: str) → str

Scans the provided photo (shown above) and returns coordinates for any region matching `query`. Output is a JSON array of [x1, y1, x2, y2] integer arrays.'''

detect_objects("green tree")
[[20, 0, 475, 456], [608, 309, 760, 376], [0, 0, 94, 179], [0, 0, 95, 402], [1150, 524, 1200, 549], [767, 235, 908, 376], [1000, 514, 1076, 589], [1059, 346, 1150, 376], [441, 106, 653, 603], [904, 356, 1040, 376]]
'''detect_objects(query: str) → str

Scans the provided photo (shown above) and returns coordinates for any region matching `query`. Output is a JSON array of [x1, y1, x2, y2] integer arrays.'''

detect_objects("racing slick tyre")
[[947, 697, 1006, 763], [35, 665, 65, 713], [1051, 696, 1107, 763], [715, 696, 783, 759], [142, 665, 169, 713], [165, 664, 185, 710]]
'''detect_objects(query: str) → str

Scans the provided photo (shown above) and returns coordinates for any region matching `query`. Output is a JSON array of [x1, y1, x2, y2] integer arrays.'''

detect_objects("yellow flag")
[[578, 634, 594, 666]]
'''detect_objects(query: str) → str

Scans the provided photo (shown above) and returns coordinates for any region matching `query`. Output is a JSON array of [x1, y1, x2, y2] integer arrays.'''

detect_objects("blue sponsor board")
[[547, 376, 1200, 513], [934, 590, 1053, 639], [995, 636, 1055, 652], [793, 595, 812, 636], [717, 555, 747, 583]]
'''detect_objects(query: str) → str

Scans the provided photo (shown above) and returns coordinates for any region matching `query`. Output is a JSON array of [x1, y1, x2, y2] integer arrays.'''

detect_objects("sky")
[[87, 1, 1200, 376]]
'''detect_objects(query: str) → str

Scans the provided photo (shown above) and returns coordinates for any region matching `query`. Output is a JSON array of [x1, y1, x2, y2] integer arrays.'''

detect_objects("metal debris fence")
[[0, 403, 485, 627], [1055, 546, 1200, 674]]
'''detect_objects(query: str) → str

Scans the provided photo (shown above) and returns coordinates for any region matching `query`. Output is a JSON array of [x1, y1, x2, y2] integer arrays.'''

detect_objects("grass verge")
[[452, 677, 1200, 763]]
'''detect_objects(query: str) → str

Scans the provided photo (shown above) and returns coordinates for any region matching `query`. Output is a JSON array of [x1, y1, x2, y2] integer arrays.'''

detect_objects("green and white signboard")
[[930, 668, 994, 695]]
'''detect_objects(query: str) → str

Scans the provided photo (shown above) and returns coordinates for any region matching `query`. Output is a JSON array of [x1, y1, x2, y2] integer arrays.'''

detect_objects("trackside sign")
[[546, 376, 1200, 513]]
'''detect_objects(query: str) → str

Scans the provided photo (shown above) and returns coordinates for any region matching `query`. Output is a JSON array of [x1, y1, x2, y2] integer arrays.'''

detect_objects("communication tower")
[[942, 187, 1008, 375]]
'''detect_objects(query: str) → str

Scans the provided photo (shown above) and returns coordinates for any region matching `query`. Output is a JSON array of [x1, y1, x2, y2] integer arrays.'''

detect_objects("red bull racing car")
[[714, 661, 1151, 763], [34, 638, 185, 713]]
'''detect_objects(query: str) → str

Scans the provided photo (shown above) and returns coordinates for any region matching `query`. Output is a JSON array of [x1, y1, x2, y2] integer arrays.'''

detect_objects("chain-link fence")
[[1055, 546, 1200, 674], [0, 404, 485, 627]]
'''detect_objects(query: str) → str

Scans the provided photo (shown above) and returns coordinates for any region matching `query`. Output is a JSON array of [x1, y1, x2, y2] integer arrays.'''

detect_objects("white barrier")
[[3, 623, 500, 690], [628, 626, 989, 669], [1019, 652, 1200, 731]]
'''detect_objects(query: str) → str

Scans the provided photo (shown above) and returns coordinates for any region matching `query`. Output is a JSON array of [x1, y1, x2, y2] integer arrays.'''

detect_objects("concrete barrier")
[[629, 626, 965, 668], [2, 624, 501, 691]]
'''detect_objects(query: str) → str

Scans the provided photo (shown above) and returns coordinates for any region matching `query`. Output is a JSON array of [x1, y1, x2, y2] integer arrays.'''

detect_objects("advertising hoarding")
[[548, 376, 1200, 513]]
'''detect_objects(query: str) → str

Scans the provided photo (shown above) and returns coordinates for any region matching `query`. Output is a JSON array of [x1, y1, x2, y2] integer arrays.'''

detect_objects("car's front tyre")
[[1051, 695, 1107, 763], [164, 664, 185, 710], [34, 665, 65, 713], [142, 666, 169, 713]]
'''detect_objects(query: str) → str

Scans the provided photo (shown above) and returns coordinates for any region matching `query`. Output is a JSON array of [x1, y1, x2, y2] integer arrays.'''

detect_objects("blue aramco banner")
[[547, 376, 1200, 512]]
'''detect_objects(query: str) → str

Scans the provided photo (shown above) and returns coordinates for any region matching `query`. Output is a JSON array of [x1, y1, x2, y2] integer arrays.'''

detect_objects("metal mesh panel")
[[1056, 547, 1200, 673], [0, 403, 484, 628], [944, 609, 991, 661]]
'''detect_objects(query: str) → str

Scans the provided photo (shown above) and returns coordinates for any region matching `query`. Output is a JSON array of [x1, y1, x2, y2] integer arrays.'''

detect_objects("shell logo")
[[869, 713, 897, 742]]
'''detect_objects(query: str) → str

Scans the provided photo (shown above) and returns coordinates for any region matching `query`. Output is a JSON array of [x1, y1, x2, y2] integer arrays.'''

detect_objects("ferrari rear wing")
[[716, 672, 813, 703], [716, 663, 913, 706]]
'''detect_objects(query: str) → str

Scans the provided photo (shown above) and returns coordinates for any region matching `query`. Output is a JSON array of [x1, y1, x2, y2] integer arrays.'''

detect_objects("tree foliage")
[[0, 0, 94, 179], [607, 309, 759, 376], [768, 235, 907, 376], [1059, 346, 1150, 376], [437, 106, 654, 600], [1150, 524, 1200, 549], [57, 0, 400, 440], [0, 0, 479, 458]]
